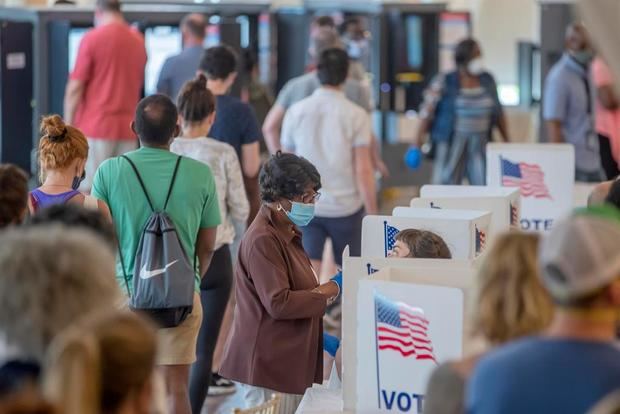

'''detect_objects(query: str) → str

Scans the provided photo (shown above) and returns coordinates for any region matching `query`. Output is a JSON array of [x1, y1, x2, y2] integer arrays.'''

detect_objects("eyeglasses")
[[302, 191, 321, 203]]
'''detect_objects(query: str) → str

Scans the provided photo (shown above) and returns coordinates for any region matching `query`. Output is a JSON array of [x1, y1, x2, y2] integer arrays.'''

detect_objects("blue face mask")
[[282, 201, 315, 227]]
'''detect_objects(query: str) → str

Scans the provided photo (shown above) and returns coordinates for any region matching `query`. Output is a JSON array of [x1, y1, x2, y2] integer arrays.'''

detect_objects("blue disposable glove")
[[331, 271, 343, 297], [323, 332, 341, 357], [404, 146, 422, 170]]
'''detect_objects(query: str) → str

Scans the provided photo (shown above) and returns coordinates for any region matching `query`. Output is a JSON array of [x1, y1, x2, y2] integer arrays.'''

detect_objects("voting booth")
[[486, 143, 575, 232], [340, 249, 477, 411], [362, 210, 490, 259], [414, 185, 521, 238], [350, 265, 472, 413]]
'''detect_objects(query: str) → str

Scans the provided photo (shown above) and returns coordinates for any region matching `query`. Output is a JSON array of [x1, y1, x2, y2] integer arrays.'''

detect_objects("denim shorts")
[[300, 208, 365, 266]]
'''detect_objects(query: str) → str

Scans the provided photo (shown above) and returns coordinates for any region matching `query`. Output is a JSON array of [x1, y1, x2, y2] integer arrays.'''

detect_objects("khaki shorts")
[[82, 137, 138, 191], [157, 293, 203, 366]]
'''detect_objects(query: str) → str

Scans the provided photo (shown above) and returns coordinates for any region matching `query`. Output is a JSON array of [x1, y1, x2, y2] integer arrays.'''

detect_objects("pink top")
[[70, 21, 146, 140], [592, 57, 620, 165]]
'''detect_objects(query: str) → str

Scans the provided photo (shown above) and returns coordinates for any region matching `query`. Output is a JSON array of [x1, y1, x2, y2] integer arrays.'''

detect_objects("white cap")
[[540, 206, 620, 303]]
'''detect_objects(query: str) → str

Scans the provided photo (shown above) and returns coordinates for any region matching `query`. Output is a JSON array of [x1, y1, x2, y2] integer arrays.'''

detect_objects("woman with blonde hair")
[[29, 115, 106, 213], [424, 232, 553, 414], [43, 311, 157, 414]]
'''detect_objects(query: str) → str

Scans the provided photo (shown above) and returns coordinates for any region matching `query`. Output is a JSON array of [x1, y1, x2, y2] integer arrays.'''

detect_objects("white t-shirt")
[[171, 137, 250, 249], [281, 88, 371, 218]]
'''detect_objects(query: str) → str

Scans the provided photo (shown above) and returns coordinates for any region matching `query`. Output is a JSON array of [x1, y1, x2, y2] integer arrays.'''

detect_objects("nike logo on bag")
[[139, 260, 179, 279]]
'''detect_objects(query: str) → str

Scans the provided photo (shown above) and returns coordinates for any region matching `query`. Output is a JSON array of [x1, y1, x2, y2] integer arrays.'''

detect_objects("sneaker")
[[208, 373, 236, 396]]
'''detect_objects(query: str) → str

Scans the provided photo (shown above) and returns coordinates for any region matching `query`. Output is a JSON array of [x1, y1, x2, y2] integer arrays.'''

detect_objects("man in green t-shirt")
[[92, 94, 220, 414]]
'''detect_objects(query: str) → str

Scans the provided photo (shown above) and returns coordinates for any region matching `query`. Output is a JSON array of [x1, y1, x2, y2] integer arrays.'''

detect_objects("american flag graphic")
[[383, 222, 400, 257], [510, 202, 519, 227], [500, 157, 551, 199], [374, 294, 436, 361], [367, 263, 379, 275], [475, 226, 486, 255]]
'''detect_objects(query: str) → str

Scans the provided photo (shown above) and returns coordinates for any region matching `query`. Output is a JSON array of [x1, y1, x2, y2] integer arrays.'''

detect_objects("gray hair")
[[0, 225, 120, 362]]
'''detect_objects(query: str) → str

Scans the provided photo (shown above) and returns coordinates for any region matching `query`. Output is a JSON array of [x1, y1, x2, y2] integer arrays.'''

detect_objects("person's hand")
[[374, 158, 390, 178], [331, 271, 343, 297], [313, 280, 339, 300], [323, 332, 341, 357]]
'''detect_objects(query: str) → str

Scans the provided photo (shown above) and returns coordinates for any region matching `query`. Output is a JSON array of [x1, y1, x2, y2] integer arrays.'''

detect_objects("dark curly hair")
[[27, 204, 117, 250], [259, 152, 321, 203], [0, 164, 28, 228]]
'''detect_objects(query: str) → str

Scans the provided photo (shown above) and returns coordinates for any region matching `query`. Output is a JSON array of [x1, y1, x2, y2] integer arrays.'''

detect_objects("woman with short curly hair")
[[219, 152, 340, 414]]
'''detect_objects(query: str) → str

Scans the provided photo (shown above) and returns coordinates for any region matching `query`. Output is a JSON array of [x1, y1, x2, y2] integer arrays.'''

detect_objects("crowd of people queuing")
[[2, 1, 620, 413]]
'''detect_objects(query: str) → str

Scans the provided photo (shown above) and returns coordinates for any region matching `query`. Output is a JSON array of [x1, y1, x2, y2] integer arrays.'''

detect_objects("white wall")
[[443, 0, 541, 141], [445, 0, 540, 86]]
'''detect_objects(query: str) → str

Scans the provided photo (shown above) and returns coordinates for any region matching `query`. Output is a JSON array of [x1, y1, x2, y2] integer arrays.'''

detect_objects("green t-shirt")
[[92, 147, 221, 295]]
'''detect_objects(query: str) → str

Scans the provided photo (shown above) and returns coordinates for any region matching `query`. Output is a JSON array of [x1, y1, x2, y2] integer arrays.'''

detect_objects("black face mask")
[[72, 171, 86, 190]]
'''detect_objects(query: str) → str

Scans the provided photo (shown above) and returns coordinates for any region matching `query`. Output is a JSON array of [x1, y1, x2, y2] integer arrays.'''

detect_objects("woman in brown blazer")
[[219, 152, 340, 413]]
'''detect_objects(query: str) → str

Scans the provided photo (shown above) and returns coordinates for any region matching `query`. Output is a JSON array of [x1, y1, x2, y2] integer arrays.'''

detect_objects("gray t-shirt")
[[156, 46, 204, 100], [275, 71, 372, 113]]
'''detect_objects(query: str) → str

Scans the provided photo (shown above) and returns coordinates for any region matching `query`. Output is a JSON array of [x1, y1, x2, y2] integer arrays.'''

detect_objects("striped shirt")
[[454, 87, 495, 136]]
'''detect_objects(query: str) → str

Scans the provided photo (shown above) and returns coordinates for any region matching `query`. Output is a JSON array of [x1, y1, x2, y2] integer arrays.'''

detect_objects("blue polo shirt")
[[543, 53, 601, 173], [156, 45, 204, 100], [466, 337, 620, 414]]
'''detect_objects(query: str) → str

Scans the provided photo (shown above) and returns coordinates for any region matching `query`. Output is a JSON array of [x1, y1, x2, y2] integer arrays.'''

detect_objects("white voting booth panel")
[[355, 268, 470, 414], [379, 209, 491, 258], [417, 185, 520, 236], [486, 143, 575, 232], [340, 249, 477, 412], [420, 185, 520, 200]]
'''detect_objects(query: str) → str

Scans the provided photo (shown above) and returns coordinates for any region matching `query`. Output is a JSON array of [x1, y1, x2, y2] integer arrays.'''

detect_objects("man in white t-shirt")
[[281, 48, 377, 271]]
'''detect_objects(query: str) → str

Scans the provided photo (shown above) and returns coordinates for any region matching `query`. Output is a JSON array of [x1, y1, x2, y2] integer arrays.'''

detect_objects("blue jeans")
[[432, 134, 486, 185]]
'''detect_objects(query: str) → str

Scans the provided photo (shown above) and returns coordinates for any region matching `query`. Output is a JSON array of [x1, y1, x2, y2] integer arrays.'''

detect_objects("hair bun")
[[195, 73, 208, 89], [41, 115, 67, 142]]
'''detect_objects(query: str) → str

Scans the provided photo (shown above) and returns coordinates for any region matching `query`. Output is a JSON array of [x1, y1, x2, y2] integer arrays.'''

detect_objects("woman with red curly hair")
[[29, 115, 107, 215]]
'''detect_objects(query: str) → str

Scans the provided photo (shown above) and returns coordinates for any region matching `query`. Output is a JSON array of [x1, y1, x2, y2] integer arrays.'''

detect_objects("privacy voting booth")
[[415, 185, 521, 238], [486, 143, 575, 232], [363, 209, 490, 259], [341, 249, 477, 412]]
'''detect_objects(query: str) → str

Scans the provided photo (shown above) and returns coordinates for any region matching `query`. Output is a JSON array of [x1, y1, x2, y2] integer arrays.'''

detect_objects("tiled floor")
[[203, 389, 245, 414]]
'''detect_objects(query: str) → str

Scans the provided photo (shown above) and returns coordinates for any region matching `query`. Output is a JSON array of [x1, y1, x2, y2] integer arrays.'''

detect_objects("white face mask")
[[467, 57, 484, 76]]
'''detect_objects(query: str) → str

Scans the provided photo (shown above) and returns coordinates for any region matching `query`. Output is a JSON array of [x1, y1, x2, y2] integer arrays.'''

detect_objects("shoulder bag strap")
[[161, 156, 198, 274], [121, 155, 155, 213], [163, 156, 182, 212]]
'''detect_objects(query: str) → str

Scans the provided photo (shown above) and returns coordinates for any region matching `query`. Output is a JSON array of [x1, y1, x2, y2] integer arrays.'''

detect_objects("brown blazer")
[[219, 205, 327, 394]]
